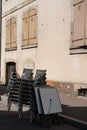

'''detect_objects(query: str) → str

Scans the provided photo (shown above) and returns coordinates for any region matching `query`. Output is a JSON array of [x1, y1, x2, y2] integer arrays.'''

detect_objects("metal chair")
[[7, 72, 20, 112], [7, 69, 33, 119]]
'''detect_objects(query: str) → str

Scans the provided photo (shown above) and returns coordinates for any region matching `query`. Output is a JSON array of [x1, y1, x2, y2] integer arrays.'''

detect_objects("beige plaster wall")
[[1, 0, 87, 86], [1, 0, 38, 83], [36, 0, 87, 85]]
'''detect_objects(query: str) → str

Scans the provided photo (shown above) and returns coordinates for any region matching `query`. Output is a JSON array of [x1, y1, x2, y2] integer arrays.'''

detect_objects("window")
[[70, 0, 87, 54], [6, 17, 17, 50], [22, 8, 37, 48]]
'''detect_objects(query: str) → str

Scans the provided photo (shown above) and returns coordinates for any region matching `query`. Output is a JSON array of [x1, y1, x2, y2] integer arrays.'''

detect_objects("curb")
[[59, 113, 87, 130]]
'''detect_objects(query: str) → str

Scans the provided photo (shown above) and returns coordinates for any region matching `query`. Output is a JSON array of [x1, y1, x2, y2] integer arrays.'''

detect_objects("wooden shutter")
[[29, 9, 37, 45], [84, 0, 87, 45], [22, 12, 29, 46], [6, 19, 11, 49], [11, 17, 17, 48], [70, 22, 74, 48], [72, 1, 84, 48]]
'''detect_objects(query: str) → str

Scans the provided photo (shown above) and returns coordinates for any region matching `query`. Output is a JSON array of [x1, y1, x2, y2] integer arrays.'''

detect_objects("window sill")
[[70, 47, 87, 55], [21, 43, 38, 50], [5, 47, 17, 52]]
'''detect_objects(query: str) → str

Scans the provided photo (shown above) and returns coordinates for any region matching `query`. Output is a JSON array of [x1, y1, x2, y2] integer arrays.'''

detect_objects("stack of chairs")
[[19, 69, 33, 118], [7, 69, 47, 119], [7, 69, 34, 118], [7, 72, 20, 111], [32, 70, 47, 115], [7, 69, 62, 126], [33, 70, 62, 126]]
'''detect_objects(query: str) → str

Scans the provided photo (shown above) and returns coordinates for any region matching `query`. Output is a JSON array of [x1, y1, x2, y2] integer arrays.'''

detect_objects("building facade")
[[1, 0, 87, 95]]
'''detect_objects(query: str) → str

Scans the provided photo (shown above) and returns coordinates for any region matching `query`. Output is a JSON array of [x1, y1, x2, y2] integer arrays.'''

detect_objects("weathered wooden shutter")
[[84, 0, 87, 45], [22, 12, 29, 46], [72, 1, 84, 48], [29, 9, 37, 45], [11, 17, 17, 48], [6, 19, 11, 49], [70, 22, 74, 48]]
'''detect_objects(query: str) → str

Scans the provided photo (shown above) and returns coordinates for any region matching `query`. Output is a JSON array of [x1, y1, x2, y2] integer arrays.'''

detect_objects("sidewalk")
[[59, 93, 87, 121], [59, 93, 87, 128], [0, 95, 80, 130]]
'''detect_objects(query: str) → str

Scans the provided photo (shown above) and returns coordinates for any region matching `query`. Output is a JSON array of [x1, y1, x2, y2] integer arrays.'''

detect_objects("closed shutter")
[[29, 9, 37, 45], [72, 1, 84, 48], [22, 12, 29, 46], [11, 17, 17, 48], [84, 0, 87, 45], [70, 22, 74, 48], [6, 19, 11, 49]]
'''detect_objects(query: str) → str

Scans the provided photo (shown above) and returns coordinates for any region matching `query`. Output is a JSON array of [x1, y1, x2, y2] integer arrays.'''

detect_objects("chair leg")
[[8, 101, 11, 111], [18, 106, 22, 119]]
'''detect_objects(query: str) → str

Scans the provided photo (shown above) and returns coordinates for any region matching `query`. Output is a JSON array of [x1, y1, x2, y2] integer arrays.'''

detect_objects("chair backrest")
[[34, 69, 47, 86], [10, 72, 20, 79], [21, 68, 33, 80]]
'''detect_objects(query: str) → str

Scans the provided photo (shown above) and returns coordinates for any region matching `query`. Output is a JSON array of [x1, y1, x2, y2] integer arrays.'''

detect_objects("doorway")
[[6, 62, 16, 85]]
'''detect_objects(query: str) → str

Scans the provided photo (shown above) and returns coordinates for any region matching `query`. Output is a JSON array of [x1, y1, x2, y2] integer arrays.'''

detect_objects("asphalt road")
[[0, 115, 81, 130]]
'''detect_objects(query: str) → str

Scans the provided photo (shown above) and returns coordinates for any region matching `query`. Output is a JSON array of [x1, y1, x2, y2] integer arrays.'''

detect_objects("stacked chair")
[[19, 69, 47, 118], [7, 69, 62, 127], [7, 69, 34, 118], [34, 69, 47, 86], [19, 69, 33, 118], [33, 70, 62, 126], [7, 72, 20, 112]]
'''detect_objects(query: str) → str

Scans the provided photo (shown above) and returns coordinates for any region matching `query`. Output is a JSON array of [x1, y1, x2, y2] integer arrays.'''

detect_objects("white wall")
[[37, 0, 87, 84], [1, 0, 87, 85], [1, 0, 38, 83]]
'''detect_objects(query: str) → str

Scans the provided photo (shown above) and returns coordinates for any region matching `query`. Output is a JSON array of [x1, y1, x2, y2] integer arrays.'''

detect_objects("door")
[[6, 62, 16, 85]]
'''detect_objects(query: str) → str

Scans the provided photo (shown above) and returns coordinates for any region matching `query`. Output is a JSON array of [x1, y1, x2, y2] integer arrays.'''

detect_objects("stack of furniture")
[[7, 69, 34, 118], [7, 69, 62, 126], [7, 72, 20, 112]]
